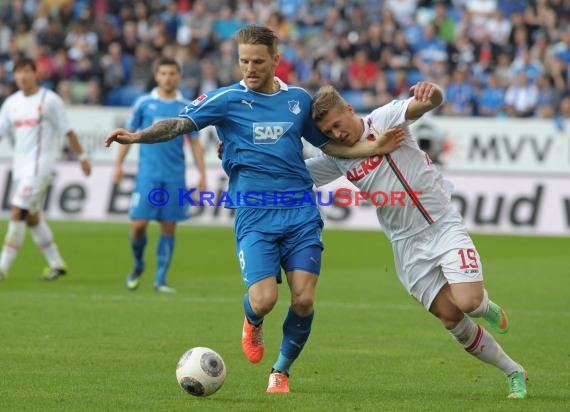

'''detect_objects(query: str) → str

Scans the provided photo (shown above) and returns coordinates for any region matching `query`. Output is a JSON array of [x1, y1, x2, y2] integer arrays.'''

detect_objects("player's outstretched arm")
[[405, 81, 444, 120], [322, 127, 405, 158], [113, 144, 131, 183], [188, 136, 207, 192], [66, 130, 91, 176], [105, 118, 197, 147]]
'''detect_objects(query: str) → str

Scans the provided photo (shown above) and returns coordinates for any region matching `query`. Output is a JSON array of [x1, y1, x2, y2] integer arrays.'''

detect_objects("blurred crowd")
[[0, 0, 569, 119]]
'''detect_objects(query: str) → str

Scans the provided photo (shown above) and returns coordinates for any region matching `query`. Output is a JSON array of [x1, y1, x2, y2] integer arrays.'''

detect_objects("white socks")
[[0, 220, 26, 273], [449, 315, 520, 375], [467, 289, 489, 318], [30, 221, 64, 269]]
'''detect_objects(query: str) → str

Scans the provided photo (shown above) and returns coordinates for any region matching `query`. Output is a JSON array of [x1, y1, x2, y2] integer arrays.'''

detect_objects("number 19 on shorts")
[[457, 248, 479, 270]]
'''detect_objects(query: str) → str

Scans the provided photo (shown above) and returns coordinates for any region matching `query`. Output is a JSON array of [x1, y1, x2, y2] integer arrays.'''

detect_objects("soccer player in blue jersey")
[[106, 26, 402, 392], [113, 57, 206, 294]]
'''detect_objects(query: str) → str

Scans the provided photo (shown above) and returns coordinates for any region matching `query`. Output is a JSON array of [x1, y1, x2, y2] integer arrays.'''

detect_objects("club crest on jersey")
[[253, 122, 293, 144], [288, 100, 300, 115], [191, 94, 207, 106]]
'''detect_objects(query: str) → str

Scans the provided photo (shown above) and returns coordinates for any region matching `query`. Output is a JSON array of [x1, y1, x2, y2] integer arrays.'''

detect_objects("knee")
[[440, 315, 463, 330], [291, 293, 315, 316], [249, 290, 277, 316], [430, 300, 465, 330], [457, 293, 484, 314], [131, 221, 148, 239]]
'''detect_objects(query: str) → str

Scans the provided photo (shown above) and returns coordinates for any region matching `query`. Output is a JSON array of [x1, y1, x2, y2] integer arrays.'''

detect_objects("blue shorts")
[[234, 207, 324, 288], [129, 178, 190, 222]]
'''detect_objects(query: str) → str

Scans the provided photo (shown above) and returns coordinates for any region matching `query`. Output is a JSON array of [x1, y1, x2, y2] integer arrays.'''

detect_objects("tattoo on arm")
[[139, 118, 197, 143]]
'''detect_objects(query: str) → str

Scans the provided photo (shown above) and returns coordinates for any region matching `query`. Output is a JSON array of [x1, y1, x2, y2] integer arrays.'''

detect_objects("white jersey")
[[306, 97, 452, 241], [0, 88, 71, 179]]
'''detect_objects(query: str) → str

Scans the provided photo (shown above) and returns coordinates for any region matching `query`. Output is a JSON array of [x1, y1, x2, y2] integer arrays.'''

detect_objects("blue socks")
[[243, 293, 264, 326], [155, 235, 175, 286], [273, 307, 314, 373], [130, 236, 147, 271]]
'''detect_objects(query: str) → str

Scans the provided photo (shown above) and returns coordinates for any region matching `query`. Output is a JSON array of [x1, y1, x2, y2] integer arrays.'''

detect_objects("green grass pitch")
[[0, 221, 569, 411]]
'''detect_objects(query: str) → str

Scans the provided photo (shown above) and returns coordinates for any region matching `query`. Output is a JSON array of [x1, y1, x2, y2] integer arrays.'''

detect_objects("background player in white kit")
[[306, 82, 528, 399], [0, 58, 91, 281]]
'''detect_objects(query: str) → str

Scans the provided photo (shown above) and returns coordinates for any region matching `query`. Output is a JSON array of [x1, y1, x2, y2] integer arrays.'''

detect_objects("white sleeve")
[[371, 97, 414, 128], [46, 91, 72, 135], [305, 154, 343, 187], [0, 99, 13, 139]]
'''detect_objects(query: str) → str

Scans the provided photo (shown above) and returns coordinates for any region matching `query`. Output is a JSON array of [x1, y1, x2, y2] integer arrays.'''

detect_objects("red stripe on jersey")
[[386, 154, 434, 224], [35, 91, 47, 176]]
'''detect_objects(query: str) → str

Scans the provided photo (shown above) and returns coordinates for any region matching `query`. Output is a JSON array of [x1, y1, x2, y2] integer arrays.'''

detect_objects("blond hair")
[[235, 26, 279, 56], [311, 85, 348, 123]]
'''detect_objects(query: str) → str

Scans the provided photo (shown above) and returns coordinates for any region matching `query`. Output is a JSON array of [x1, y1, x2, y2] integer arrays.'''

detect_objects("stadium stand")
[[0, 0, 568, 118]]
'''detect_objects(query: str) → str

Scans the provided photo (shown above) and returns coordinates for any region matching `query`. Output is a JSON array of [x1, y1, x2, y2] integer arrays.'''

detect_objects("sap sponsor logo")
[[288, 100, 300, 115], [253, 122, 293, 144], [191, 94, 207, 106]]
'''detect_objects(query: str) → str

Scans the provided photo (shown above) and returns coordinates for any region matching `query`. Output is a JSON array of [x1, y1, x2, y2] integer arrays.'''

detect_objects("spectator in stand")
[[133, 1, 152, 43], [549, 28, 570, 87], [64, 18, 97, 61], [431, 1, 456, 44], [100, 41, 132, 93], [485, 8, 512, 48], [535, 74, 556, 118], [510, 48, 543, 83], [443, 66, 476, 116], [0, 0, 567, 115], [348, 48, 379, 91], [212, 5, 243, 42], [476, 72, 505, 117], [504, 71, 539, 117], [181, 0, 213, 55], [130, 43, 155, 91]]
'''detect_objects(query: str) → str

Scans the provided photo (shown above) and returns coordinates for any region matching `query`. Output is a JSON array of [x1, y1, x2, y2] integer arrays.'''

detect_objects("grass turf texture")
[[0, 221, 568, 411]]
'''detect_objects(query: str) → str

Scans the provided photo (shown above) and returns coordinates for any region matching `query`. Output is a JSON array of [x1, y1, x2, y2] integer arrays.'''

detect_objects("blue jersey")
[[179, 78, 329, 208], [127, 89, 192, 182]]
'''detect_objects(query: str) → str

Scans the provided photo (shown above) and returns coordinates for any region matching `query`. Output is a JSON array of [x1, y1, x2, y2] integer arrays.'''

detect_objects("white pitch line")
[[4, 291, 569, 316]]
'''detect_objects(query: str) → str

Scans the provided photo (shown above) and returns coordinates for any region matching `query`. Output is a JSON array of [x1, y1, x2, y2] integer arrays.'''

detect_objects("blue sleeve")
[[125, 98, 144, 130], [178, 91, 227, 130], [302, 115, 330, 148]]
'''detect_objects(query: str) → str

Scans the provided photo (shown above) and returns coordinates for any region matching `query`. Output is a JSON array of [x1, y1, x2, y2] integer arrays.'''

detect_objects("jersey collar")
[[239, 77, 289, 92], [150, 88, 183, 101]]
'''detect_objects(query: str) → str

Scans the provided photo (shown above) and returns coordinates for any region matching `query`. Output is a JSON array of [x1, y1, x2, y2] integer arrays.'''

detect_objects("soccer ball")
[[176, 347, 226, 397]]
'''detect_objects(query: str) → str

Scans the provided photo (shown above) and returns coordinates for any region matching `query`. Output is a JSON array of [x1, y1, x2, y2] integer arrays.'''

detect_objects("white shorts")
[[11, 175, 52, 213], [392, 209, 483, 310]]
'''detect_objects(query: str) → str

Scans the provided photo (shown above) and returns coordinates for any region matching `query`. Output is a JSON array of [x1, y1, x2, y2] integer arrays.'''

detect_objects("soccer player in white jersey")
[[305, 82, 528, 399], [0, 58, 91, 281]]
